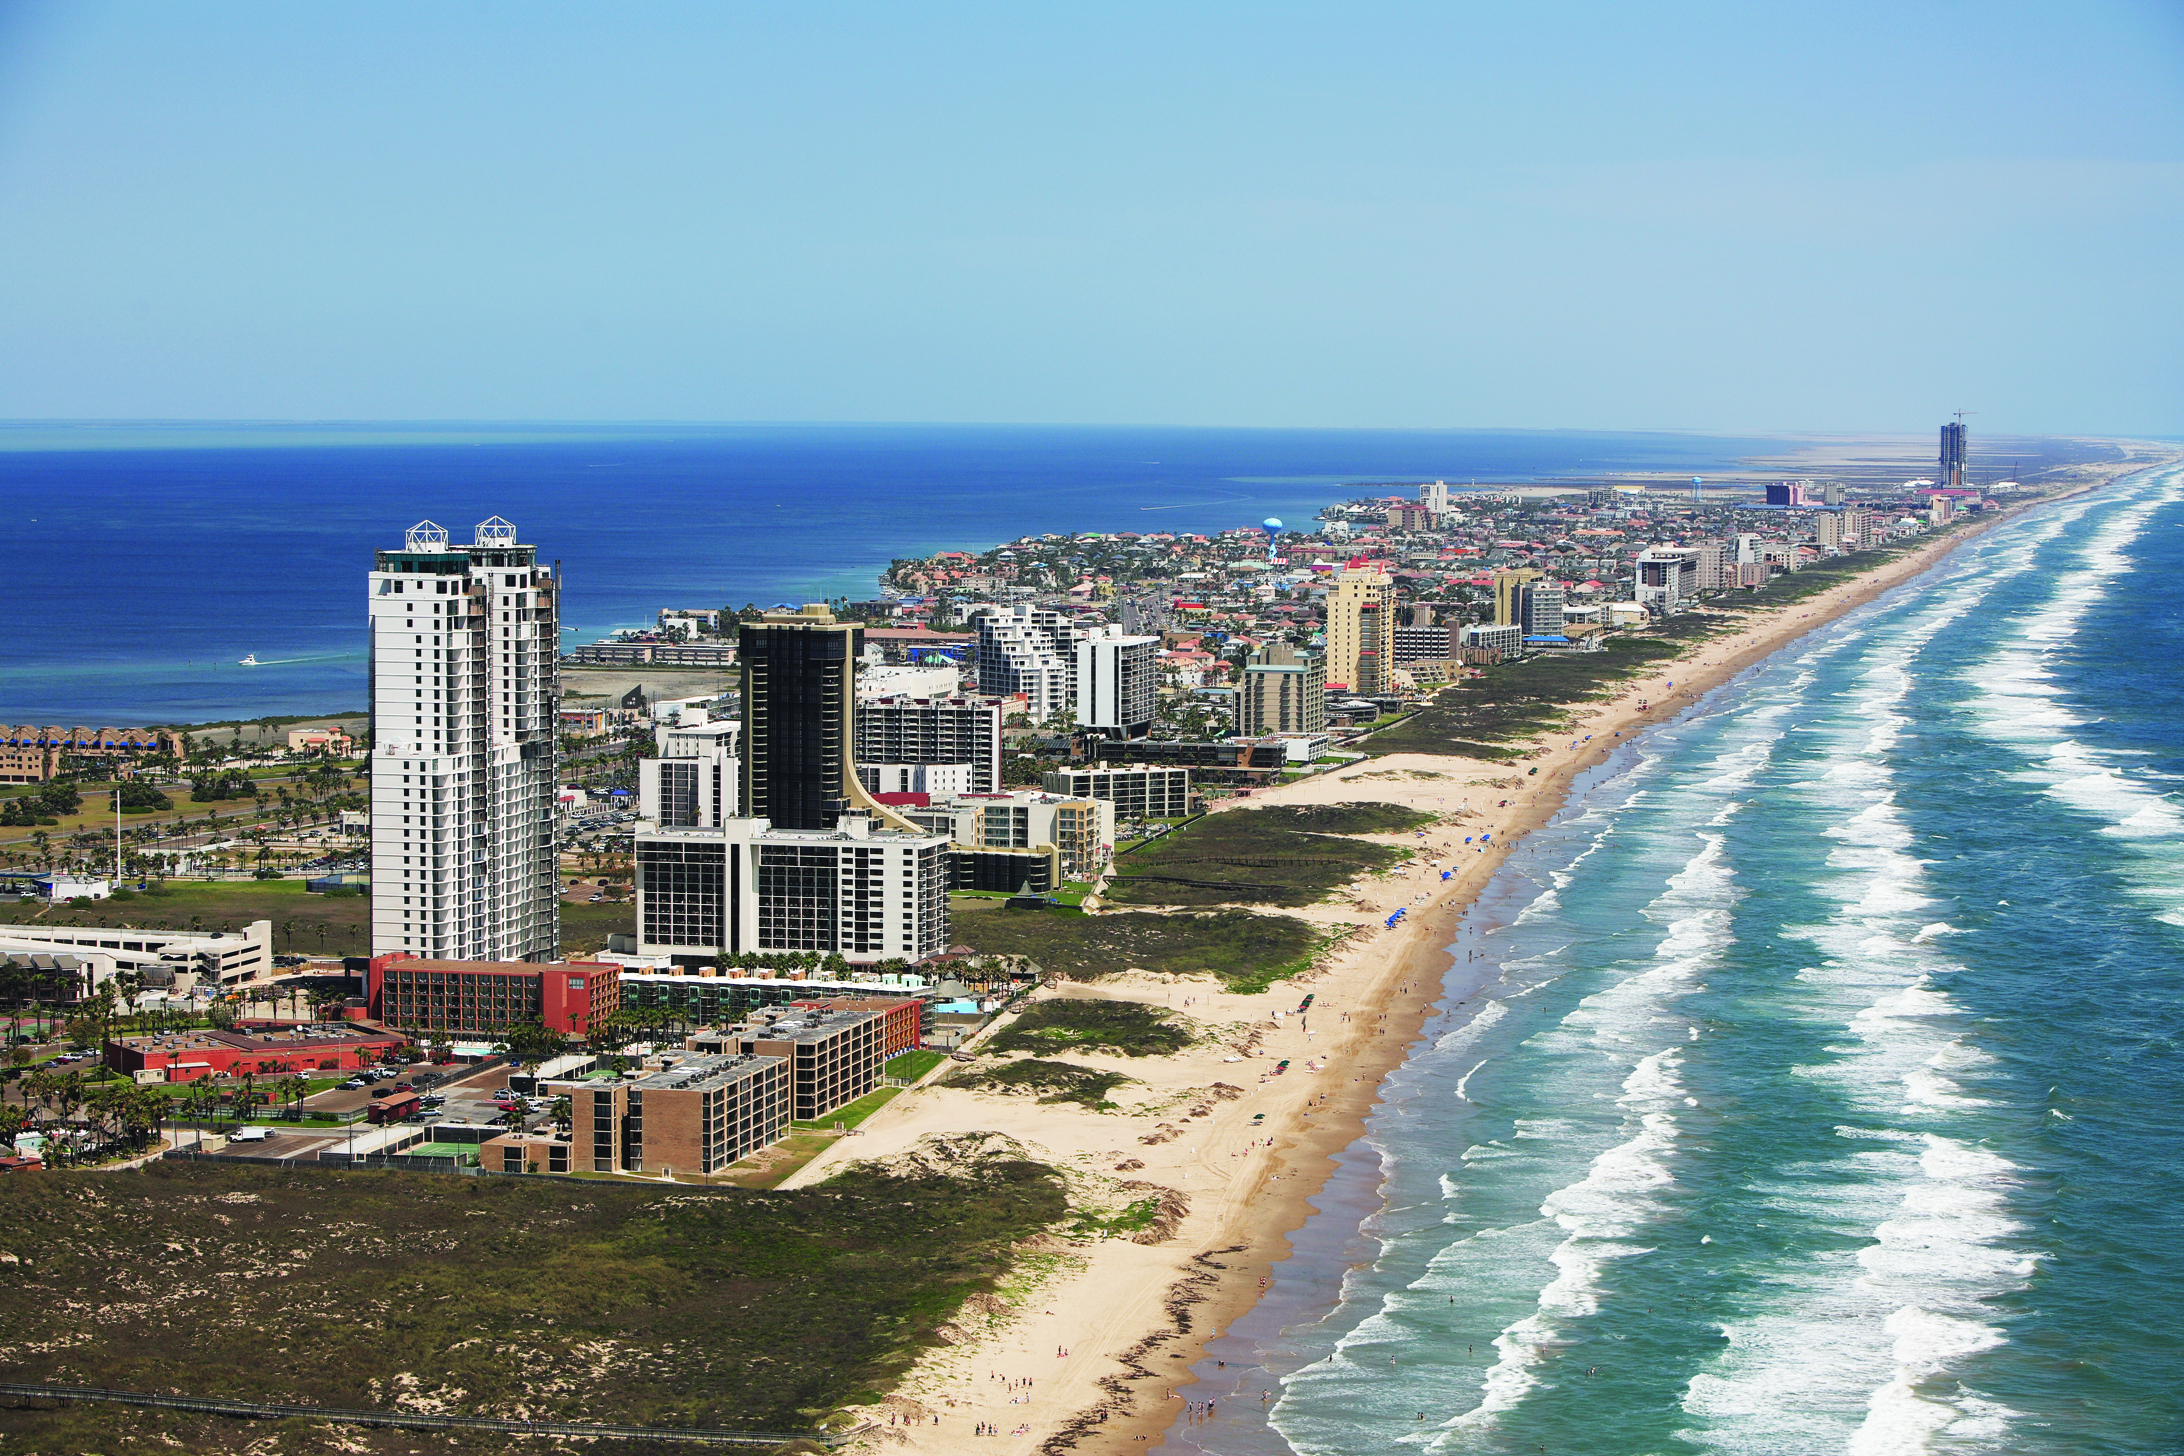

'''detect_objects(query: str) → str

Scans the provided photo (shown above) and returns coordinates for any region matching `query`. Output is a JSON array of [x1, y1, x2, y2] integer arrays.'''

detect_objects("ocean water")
[[1169, 463, 2184, 1454], [0, 422, 1772, 723]]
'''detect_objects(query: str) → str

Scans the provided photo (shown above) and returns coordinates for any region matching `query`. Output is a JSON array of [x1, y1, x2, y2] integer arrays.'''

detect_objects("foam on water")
[[1957, 466, 2184, 921], [1199, 482, 2184, 1456], [1675, 543, 2046, 1456]]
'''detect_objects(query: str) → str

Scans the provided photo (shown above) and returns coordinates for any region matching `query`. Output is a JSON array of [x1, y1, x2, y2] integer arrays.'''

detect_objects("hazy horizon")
[[3, 4, 2179, 436]]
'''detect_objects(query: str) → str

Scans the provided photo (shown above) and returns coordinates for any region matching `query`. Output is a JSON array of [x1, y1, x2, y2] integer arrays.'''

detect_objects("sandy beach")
[[818, 454, 2173, 1456]]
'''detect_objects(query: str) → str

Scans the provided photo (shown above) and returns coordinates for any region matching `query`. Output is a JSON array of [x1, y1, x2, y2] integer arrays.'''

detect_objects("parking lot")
[[295, 1061, 548, 1129]]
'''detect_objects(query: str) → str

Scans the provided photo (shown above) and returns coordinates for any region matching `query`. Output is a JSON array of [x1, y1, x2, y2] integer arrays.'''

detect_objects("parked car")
[[341, 1078, 367, 1089], [390, 1083, 413, 1094]]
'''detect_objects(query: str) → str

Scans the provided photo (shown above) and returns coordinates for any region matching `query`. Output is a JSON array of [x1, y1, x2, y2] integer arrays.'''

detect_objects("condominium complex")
[[894, 789, 1113, 883], [1635, 551, 1698, 612], [636, 606, 951, 967], [857, 761, 976, 797], [854, 693, 1002, 794], [1392, 608, 1457, 663], [1460, 623, 1522, 655], [635, 817, 951, 965], [1324, 561, 1395, 694], [583, 1052, 788, 1175], [1517, 582, 1567, 639], [688, 1005, 885, 1121], [740, 605, 896, 832], [968, 603, 1075, 722], [368, 517, 560, 962], [1073, 626, 1159, 738], [1235, 642, 1326, 736], [364, 954, 619, 1039], [1042, 764, 1193, 820], [1492, 568, 1543, 627], [638, 717, 740, 828]]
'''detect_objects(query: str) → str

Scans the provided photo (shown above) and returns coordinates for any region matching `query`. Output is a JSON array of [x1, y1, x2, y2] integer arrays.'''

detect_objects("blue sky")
[[0, 2, 2178, 434]]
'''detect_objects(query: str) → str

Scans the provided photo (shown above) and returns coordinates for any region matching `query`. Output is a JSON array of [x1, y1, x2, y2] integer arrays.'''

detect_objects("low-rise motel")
[[105, 1023, 406, 1082]]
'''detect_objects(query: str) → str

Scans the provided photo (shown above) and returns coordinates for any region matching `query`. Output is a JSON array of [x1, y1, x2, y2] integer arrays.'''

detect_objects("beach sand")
[[819, 459, 2174, 1456]]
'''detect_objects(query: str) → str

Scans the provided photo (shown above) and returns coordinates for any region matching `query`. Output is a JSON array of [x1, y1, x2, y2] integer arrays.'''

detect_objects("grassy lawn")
[[561, 897, 634, 956], [0, 1156, 1065, 1451], [0, 771, 359, 848], [717, 1128, 843, 1189], [886, 1049, 948, 1082], [949, 904, 1324, 990], [793, 1084, 901, 1131], [22, 880, 636, 961], [985, 998, 1192, 1058], [30, 878, 373, 956], [1102, 801, 1432, 908]]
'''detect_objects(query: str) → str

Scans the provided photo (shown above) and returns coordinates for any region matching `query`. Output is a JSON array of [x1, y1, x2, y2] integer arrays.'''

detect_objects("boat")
[[238, 654, 261, 666]]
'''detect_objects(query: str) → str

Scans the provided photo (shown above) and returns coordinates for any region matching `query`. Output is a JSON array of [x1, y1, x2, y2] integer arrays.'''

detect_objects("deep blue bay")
[[0, 423, 1769, 723]]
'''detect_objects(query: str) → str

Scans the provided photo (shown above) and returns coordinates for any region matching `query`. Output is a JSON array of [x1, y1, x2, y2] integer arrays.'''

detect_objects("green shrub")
[[1102, 802, 1431, 907], [987, 999, 1191, 1058], [951, 907, 1323, 989], [0, 1157, 1067, 1438], [961, 1058, 1133, 1108]]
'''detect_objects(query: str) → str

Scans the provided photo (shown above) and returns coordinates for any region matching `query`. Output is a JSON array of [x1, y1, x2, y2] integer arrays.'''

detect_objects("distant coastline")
[[2, 423, 2133, 723], [813, 442, 2179, 1453]]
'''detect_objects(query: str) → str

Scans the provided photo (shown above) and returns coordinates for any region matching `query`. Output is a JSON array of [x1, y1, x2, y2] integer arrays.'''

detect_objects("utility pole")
[[113, 789, 122, 885]]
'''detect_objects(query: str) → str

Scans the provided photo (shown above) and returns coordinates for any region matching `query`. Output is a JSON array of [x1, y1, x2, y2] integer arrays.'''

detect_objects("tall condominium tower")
[[1325, 560, 1395, 694], [739, 605, 914, 832], [968, 603, 1076, 723], [1073, 626, 1159, 739], [1940, 420, 1968, 490], [368, 518, 560, 962], [1236, 642, 1327, 736], [855, 693, 1003, 793]]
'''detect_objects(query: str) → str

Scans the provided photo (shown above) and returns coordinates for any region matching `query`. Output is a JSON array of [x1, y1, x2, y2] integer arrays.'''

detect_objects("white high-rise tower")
[[368, 517, 561, 962]]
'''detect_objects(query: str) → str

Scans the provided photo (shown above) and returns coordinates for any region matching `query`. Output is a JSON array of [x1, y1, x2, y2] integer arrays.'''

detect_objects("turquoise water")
[[1172, 465, 2184, 1454]]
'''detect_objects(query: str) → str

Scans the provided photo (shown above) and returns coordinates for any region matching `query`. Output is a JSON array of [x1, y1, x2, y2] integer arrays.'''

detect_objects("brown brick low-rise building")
[[584, 1053, 787, 1176], [687, 1006, 883, 1122], [481, 1132, 575, 1175], [366, 955, 618, 1040], [787, 995, 925, 1058]]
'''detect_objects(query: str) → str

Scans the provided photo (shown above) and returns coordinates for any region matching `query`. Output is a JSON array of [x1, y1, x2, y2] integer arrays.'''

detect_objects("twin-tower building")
[[367, 518, 561, 964], [367, 524, 952, 967]]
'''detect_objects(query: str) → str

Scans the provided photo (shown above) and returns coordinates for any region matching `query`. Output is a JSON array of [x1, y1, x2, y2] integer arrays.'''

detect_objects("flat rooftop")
[[629, 1052, 784, 1093], [700, 1007, 883, 1045], [118, 1025, 399, 1054]]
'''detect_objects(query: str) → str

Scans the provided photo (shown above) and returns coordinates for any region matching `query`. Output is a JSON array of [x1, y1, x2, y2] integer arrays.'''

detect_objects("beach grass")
[[0, 1156, 1065, 1451], [958, 1057, 1134, 1109], [1360, 617, 1745, 759], [985, 998, 1193, 1058], [947, 906, 1322, 987], [1102, 802, 1432, 908]]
